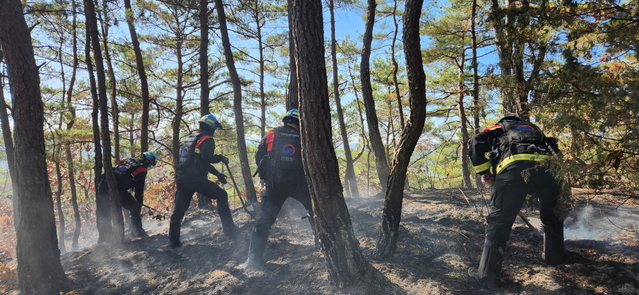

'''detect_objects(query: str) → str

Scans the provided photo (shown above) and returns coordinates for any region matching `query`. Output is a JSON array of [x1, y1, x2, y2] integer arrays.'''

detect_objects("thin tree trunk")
[[100, 3, 120, 160], [0, 49, 20, 232], [124, 0, 150, 152], [329, 0, 359, 198], [0, 0, 70, 292], [86, 23, 107, 244], [66, 0, 82, 250], [361, 0, 389, 193], [457, 63, 472, 189], [286, 0, 298, 109], [85, 0, 124, 245], [214, 0, 258, 204], [196, 0, 215, 209], [390, 0, 404, 129], [290, 0, 375, 287], [373, 0, 426, 260], [54, 160, 67, 254], [255, 0, 267, 139], [199, 0, 210, 115]]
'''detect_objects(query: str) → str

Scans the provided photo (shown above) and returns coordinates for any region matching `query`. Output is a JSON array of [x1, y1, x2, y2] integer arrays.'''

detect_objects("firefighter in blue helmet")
[[97, 151, 158, 238], [467, 115, 566, 289], [169, 114, 237, 248], [245, 109, 318, 268]]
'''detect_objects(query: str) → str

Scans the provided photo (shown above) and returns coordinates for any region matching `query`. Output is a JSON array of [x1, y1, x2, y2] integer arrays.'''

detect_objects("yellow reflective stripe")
[[496, 154, 551, 174], [195, 147, 201, 154], [473, 161, 492, 174]]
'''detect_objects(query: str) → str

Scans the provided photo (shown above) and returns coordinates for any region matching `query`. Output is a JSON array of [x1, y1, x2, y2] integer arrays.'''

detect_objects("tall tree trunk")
[[66, 0, 82, 250], [0, 0, 70, 293], [361, 0, 389, 193], [86, 24, 107, 244], [390, 0, 404, 129], [0, 49, 20, 232], [199, 0, 210, 115], [254, 0, 267, 139], [100, 0, 120, 160], [124, 0, 150, 152], [470, 0, 482, 188], [85, 0, 124, 245], [290, 0, 373, 287], [197, 0, 214, 209], [457, 65, 472, 189], [372, 0, 426, 260], [329, 0, 359, 199], [54, 161, 67, 254], [171, 41, 184, 167], [214, 0, 258, 204], [286, 0, 298, 109]]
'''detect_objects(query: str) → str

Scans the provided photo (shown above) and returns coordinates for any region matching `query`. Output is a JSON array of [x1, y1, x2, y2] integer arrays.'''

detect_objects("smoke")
[[564, 205, 606, 240], [564, 204, 639, 241]]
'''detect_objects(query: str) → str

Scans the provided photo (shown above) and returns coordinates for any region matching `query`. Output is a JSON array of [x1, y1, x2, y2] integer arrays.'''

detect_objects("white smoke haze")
[[564, 204, 639, 242]]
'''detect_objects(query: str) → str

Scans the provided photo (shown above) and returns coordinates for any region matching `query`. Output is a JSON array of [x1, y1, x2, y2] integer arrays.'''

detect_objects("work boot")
[[542, 225, 565, 266], [468, 239, 504, 290], [218, 204, 238, 239], [244, 227, 267, 269], [168, 221, 182, 249], [130, 210, 148, 238]]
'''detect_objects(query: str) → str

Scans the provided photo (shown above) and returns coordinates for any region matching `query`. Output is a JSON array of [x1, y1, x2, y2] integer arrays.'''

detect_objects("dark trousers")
[[486, 165, 563, 246], [97, 180, 144, 234], [248, 182, 317, 262], [169, 179, 234, 244]]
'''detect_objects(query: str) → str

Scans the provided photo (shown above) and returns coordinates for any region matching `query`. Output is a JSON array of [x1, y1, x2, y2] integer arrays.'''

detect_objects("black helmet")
[[498, 115, 523, 123]]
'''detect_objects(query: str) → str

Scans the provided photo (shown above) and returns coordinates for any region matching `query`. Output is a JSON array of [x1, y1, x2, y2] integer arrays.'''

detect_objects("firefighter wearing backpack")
[[97, 151, 158, 239], [169, 114, 237, 248], [467, 115, 566, 289], [244, 109, 318, 268]]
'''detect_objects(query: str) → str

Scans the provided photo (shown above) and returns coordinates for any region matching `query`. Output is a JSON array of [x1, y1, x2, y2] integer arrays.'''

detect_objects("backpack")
[[176, 133, 212, 179], [113, 158, 141, 178], [268, 127, 303, 185], [497, 120, 558, 156]]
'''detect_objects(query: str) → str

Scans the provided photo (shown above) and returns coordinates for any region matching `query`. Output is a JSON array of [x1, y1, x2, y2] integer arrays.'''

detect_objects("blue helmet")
[[142, 151, 158, 166], [199, 114, 223, 130], [282, 109, 300, 123]]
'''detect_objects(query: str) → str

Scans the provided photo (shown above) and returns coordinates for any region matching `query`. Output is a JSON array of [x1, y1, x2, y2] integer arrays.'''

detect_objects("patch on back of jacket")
[[500, 120, 544, 144], [269, 127, 302, 185]]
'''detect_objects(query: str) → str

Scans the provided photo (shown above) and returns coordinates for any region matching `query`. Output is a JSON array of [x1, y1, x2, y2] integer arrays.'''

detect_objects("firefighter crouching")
[[467, 115, 567, 289]]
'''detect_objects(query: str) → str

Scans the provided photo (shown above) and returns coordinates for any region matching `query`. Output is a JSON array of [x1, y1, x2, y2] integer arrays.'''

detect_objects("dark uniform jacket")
[[176, 130, 225, 182], [469, 121, 556, 176]]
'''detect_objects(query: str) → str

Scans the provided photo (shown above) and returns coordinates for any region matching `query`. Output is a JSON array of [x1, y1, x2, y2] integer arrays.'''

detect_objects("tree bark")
[[54, 161, 67, 254], [66, 0, 82, 250], [329, 0, 359, 199], [286, 0, 298, 109], [290, 0, 373, 287], [0, 0, 70, 293], [199, 0, 210, 115], [85, 0, 125, 245], [100, 1, 120, 160], [0, 49, 20, 232], [214, 0, 258, 204], [124, 0, 150, 152], [361, 0, 390, 193], [373, 0, 426, 260], [85, 26, 108, 244]]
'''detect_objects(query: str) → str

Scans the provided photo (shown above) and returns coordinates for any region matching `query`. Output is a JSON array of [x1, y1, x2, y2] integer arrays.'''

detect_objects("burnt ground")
[[11, 188, 639, 294]]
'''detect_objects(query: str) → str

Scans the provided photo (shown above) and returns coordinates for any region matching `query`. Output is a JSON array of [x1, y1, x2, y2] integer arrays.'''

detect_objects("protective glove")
[[212, 155, 229, 164], [216, 173, 227, 185], [481, 173, 495, 186]]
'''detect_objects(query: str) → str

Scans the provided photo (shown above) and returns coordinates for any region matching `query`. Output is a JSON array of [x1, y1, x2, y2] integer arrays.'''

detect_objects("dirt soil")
[[19, 188, 639, 294]]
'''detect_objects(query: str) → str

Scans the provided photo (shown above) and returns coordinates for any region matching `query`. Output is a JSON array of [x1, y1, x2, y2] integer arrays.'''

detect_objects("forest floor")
[[4, 187, 639, 295]]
